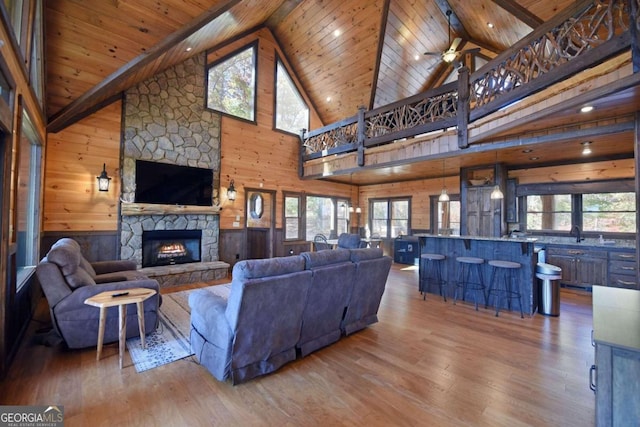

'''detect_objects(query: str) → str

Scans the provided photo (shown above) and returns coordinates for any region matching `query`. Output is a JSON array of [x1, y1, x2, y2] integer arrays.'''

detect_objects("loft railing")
[[300, 0, 637, 168]]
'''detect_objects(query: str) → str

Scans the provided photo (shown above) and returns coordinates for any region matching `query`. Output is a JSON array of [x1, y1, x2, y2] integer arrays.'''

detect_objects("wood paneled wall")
[[212, 28, 354, 230], [44, 101, 122, 231]]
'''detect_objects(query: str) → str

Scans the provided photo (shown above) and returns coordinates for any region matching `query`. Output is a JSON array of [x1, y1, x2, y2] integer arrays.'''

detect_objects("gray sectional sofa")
[[188, 247, 392, 384]]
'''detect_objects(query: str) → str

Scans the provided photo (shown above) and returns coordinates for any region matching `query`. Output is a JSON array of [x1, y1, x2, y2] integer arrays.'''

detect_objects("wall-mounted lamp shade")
[[355, 206, 362, 214], [97, 163, 111, 192], [349, 206, 354, 213], [227, 179, 237, 201], [438, 188, 450, 202], [490, 185, 504, 200]]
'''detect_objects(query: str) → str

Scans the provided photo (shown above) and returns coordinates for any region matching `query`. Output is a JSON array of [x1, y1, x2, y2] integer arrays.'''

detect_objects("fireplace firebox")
[[142, 230, 202, 268]]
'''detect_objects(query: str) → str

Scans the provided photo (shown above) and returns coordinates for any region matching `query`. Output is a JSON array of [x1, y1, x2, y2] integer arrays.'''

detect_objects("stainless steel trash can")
[[536, 263, 562, 316]]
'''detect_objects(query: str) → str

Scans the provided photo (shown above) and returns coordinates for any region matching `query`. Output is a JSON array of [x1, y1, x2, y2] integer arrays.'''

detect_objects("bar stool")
[[419, 253, 447, 301], [453, 257, 486, 310], [486, 260, 523, 318]]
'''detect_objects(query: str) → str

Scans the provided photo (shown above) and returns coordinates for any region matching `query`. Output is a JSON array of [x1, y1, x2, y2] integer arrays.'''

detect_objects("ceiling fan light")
[[442, 51, 458, 63]]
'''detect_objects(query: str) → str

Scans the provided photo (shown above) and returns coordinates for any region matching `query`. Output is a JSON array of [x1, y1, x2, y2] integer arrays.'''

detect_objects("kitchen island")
[[417, 234, 538, 315]]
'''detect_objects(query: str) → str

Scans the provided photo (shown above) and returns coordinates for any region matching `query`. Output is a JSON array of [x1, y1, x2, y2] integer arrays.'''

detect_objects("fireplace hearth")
[[142, 230, 202, 268]]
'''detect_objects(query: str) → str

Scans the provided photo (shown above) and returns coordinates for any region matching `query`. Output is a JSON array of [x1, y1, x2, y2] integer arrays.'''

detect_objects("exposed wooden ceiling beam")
[[47, 0, 241, 134], [369, 0, 392, 110], [490, 0, 543, 29], [264, 0, 303, 29], [433, 0, 470, 40]]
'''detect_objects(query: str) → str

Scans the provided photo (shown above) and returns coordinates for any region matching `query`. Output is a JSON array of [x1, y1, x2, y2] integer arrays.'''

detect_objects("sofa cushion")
[[80, 256, 97, 278], [232, 255, 304, 280], [301, 248, 351, 269], [46, 241, 96, 289], [350, 247, 383, 262]]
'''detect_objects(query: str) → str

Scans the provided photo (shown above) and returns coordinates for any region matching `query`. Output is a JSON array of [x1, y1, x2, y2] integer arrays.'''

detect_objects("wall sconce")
[[227, 179, 237, 201], [96, 163, 111, 192]]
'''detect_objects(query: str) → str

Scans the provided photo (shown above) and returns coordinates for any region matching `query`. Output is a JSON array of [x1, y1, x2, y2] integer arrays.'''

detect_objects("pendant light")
[[490, 151, 504, 200], [438, 159, 450, 202]]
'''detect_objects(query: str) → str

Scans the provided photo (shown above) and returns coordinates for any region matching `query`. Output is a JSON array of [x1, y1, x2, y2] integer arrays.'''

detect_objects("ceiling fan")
[[424, 10, 479, 66]]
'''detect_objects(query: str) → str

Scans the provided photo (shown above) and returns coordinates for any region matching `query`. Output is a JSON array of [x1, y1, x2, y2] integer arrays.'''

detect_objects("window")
[[275, 58, 309, 134], [582, 192, 635, 233], [206, 43, 257, 121], [524, 191, 635, 235], [284, 193, 302, 240], [370, 198, 411, 238], [16, 106, 42, 289], [526, 195, 572, 231], [305, 195, 349, 241], [430, 195, 461, 235]]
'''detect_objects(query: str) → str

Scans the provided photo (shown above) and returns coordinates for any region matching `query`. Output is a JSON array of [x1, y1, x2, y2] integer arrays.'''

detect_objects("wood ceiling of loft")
[[45, 0, 635, 186]]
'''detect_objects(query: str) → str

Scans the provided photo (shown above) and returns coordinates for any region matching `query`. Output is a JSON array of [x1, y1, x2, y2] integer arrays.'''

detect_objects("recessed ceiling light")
[[529, 157, 539, 161], [414, 54, 420, 61], [487, 22, 494, 29], [522, 149, 533, 153], [185, 47, 192, 52], [580, 105, 594, 113], [326, 96, 332, 102], [333, 29, 341, 37], [581, 141, 592, 155]]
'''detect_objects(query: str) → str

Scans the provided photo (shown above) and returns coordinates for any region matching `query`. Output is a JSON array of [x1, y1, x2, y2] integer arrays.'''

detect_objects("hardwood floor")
[[1, 263, 595, 426]]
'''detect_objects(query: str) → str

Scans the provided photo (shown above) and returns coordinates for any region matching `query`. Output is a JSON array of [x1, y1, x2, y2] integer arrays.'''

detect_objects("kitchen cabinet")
[[465, 186, 500, 237], [591, 286, 640, 426], [460, 164, 505, 238], [546, 247, 607, 288], [608, 250, 637, 289]]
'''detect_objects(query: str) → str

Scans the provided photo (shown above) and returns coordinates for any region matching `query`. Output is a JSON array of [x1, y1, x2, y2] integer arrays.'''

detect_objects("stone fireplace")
[[119, 53, 229, 287]]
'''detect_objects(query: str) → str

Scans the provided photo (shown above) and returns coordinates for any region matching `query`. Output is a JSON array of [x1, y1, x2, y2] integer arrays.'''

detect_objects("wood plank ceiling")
[[44, 0, 634, 185]]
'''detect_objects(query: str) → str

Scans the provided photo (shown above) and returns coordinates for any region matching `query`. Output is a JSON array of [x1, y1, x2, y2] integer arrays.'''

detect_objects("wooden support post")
[[457, 66, 470, 149], [298, 128, 306, 178], [357, 106, 366, 167]]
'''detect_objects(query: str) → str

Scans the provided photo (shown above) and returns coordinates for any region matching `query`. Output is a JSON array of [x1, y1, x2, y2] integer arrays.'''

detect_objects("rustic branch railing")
[[300, 0, 638, 168]]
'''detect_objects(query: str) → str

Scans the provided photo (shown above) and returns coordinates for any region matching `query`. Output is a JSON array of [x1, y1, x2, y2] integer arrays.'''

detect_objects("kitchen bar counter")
[[417, 235, 537, 315]]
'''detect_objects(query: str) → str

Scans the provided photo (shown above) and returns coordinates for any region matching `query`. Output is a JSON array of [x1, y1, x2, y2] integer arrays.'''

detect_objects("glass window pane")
[[284, 196, 300, 240], [207, 45, 256, 121], [275, 60, 309, 134], [306, 196, 335, 240], [438, 200, 460, 235], [16, 109, 42, 289], [583, 192, 636, 233], [526, 194, 571, 231]]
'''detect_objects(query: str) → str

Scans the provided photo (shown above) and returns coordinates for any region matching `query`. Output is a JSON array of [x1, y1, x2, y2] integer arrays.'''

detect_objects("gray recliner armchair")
[[36, 238, 161, 349]]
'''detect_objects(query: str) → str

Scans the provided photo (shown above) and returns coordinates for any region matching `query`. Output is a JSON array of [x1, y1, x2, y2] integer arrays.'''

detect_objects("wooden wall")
[[212, 28, 354, 231], [44, 101, 122, 231]]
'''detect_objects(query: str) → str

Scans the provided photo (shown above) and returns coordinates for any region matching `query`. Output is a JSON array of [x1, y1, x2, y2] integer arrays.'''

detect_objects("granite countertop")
[[414, 234, 537, 244], [414, 234, 636, 250], [593, 285, 640, 351]]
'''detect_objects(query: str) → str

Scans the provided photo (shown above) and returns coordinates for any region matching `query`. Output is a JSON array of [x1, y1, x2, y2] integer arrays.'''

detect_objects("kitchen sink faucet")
[[570, 225, 584, 243]]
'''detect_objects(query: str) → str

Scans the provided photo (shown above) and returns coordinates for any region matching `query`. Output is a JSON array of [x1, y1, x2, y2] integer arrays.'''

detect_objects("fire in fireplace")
[[142, 230, 202, 268]]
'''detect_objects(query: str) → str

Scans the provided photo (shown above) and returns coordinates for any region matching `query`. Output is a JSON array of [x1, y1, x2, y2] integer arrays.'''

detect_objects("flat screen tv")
[[135, 160, 213, 206]]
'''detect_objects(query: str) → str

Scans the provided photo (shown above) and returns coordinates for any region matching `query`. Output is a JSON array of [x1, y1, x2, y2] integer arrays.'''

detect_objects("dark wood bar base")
[[418, 235, 537, 315]]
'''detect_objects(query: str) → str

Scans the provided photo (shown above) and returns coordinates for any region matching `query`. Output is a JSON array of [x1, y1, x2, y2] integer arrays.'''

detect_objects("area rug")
[[126, 283, 231, 372]]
